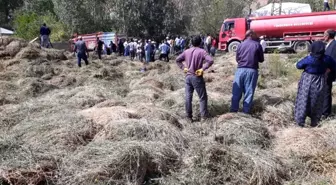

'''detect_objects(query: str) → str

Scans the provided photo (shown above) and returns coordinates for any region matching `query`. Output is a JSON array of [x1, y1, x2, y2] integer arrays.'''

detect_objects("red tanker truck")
[[219, 11, 336, 52]]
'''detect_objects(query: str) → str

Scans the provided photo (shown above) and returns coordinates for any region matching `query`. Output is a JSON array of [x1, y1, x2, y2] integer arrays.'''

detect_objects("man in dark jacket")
[[40, 23, 51, 48], [230, 30, 264, 114], [323, 29, 336, 117]]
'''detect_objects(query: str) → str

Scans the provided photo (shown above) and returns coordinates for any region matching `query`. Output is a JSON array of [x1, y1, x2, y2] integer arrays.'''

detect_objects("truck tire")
[[228, 41, 240, 53], [294, 41, 310, 53]]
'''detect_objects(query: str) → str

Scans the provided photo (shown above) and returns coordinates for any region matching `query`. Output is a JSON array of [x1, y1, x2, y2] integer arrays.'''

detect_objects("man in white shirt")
[[260, 36, 267, 53]]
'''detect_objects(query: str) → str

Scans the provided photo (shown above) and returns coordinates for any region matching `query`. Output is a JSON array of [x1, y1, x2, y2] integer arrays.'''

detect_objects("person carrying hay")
[[176, 36, 214, 121], [295, 41, 336, 127]]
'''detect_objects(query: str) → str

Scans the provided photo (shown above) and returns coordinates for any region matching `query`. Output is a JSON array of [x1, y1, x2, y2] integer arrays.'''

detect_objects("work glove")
[[195, 69, 204, 77], [184, 68, 188, 73]]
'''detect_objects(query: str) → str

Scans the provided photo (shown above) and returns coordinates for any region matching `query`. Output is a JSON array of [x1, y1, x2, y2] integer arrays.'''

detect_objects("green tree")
[[13, 11, 68, 41]]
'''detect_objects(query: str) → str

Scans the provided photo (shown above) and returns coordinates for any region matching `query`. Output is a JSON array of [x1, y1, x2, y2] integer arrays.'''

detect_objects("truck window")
[[224, 22, 235, 31]]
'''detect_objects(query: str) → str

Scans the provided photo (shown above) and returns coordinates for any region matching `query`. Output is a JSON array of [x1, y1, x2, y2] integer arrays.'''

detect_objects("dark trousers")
[[185, 75, 209, 118], [159, 53, 169, 62], [130, 50, 135, 60], [323, 83, 333, 117], [77, 52, 89, 67], [324, 2, 330, 11], [97, 50, 102, 59], [231, 68, 259, 114]]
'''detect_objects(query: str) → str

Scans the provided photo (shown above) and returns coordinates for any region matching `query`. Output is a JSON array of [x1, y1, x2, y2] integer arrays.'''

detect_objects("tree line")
[[0, 0, 324, 41]]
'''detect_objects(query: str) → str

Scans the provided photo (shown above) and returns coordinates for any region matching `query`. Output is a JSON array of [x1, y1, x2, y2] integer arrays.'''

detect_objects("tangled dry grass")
[[1, 37, 336, 185]]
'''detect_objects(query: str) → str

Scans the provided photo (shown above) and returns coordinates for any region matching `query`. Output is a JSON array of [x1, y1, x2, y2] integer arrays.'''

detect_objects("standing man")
[[230, 30, 264, 114], [129, 39, 136, 61], [260, 36, 267, 53], [206, 34, 212, 54], [96, 37, 104, 60], [176, 36, 214, 121], [323, 29, 336, 117], [74, 36, 89, 67], [324, 0, 331, 11], [159, 40, 170, 62], [40, 23, 51, 48]]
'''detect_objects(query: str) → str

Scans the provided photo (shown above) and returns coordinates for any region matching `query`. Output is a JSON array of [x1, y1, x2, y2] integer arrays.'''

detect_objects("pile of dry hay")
[[1, 38, 336, 185]]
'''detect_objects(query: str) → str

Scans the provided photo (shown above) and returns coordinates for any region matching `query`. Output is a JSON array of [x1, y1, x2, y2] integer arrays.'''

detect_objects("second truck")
[[219, 11, 336, 52]]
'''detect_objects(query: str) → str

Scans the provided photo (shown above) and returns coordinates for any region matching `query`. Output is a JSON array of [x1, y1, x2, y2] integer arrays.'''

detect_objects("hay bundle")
[[42, 48, 67, 60], [162, 142, 286, 185], [273, 125, 336, 158], [65, 87, 108, 108], [0, 81, 19, 105], [24, 62, 54, 78], [94, 99, 127, 108], [94, 119, 188, 150], [129, 76, 164, 90], [79, 106, 140, 126], [20, 78, 56, 97], [213, 113, 271, 148], [5, 40, 28, 57], [93, 68, 123, 80], [133, 104, 183, 129], [15, 44, 40, 59], [59, 141, 181, 185], [0, 37, 14, 47], [261, 100, 294, 127], [127, 87, 165, 103], [156, 73, 184, 91]]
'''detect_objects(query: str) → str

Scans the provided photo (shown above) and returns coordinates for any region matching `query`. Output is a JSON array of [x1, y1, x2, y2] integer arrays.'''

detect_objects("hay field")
[[1, 37, 336, 185]]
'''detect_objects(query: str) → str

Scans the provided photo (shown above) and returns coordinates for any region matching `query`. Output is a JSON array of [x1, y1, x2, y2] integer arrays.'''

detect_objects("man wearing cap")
[[176, 36, 214, 122], [74, 36, 89, 67], [230, 30, 264, 114]]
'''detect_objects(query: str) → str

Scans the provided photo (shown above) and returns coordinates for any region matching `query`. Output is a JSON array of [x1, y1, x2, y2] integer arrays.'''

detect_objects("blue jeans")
[[145, 51, 151, 63], [230, 68, 258, 114], [77, 52, 89, 67], [185, 75, 209, 118]]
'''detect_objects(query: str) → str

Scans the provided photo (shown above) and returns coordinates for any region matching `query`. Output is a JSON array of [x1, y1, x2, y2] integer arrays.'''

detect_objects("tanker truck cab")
[[219, 18, 247, 52]]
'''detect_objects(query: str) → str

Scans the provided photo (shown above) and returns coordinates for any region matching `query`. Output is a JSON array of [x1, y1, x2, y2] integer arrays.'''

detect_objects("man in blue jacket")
[[40, 23, 51, 48]]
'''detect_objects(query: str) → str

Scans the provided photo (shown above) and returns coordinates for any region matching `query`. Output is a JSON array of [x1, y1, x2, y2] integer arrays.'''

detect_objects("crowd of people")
[[67, 25, 336, 127], [74, 34, 218, 71]]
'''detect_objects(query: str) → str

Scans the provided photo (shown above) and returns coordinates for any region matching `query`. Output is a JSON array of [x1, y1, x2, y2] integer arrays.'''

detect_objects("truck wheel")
[[294, 41, 310, 53], [228, 41, 240, 53]]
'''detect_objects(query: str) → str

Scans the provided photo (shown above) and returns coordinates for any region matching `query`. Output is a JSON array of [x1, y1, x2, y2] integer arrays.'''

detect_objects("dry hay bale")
[[133, 104, 183, 129], [129, 76, 164, 90], [0, 37, 14, 47], [156, 73, 184, 91], [92, 68, 123, 80], [79, 106, 140, 126], [94, 119, 188, 150], [102, 55, 117, 61], [147, 62, 171, 72], [251, 93, 287, 116], [9, 107, 100, 153], [215, 113, 271, 148], [15, 44, 41, 59], [127, 87, 165, 103], [0, 71, 20, 81], [94, 99, 127, 108], [162, 142, 286, 185], [273, 125, 336, 159], [261, 100, 294, 128], [41, 48, 67, 60], [2, 58, 21, 68], [24, 61, 55, 78], [0, 104, 29, 128], [189, 113, 271, 148], [5, 40, 28, 57], [66, 89, 106, 109], [60, 141, 181, 185], [0, 81, 19, 105], [19, 78, 56, 97]]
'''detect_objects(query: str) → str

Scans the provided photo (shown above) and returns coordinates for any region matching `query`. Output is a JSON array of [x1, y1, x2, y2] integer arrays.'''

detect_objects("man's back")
[[176, 47, 213, 76], [75, 40, 87, 53], [325, 40, 336, 83], [236, 39, 264, 69]]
